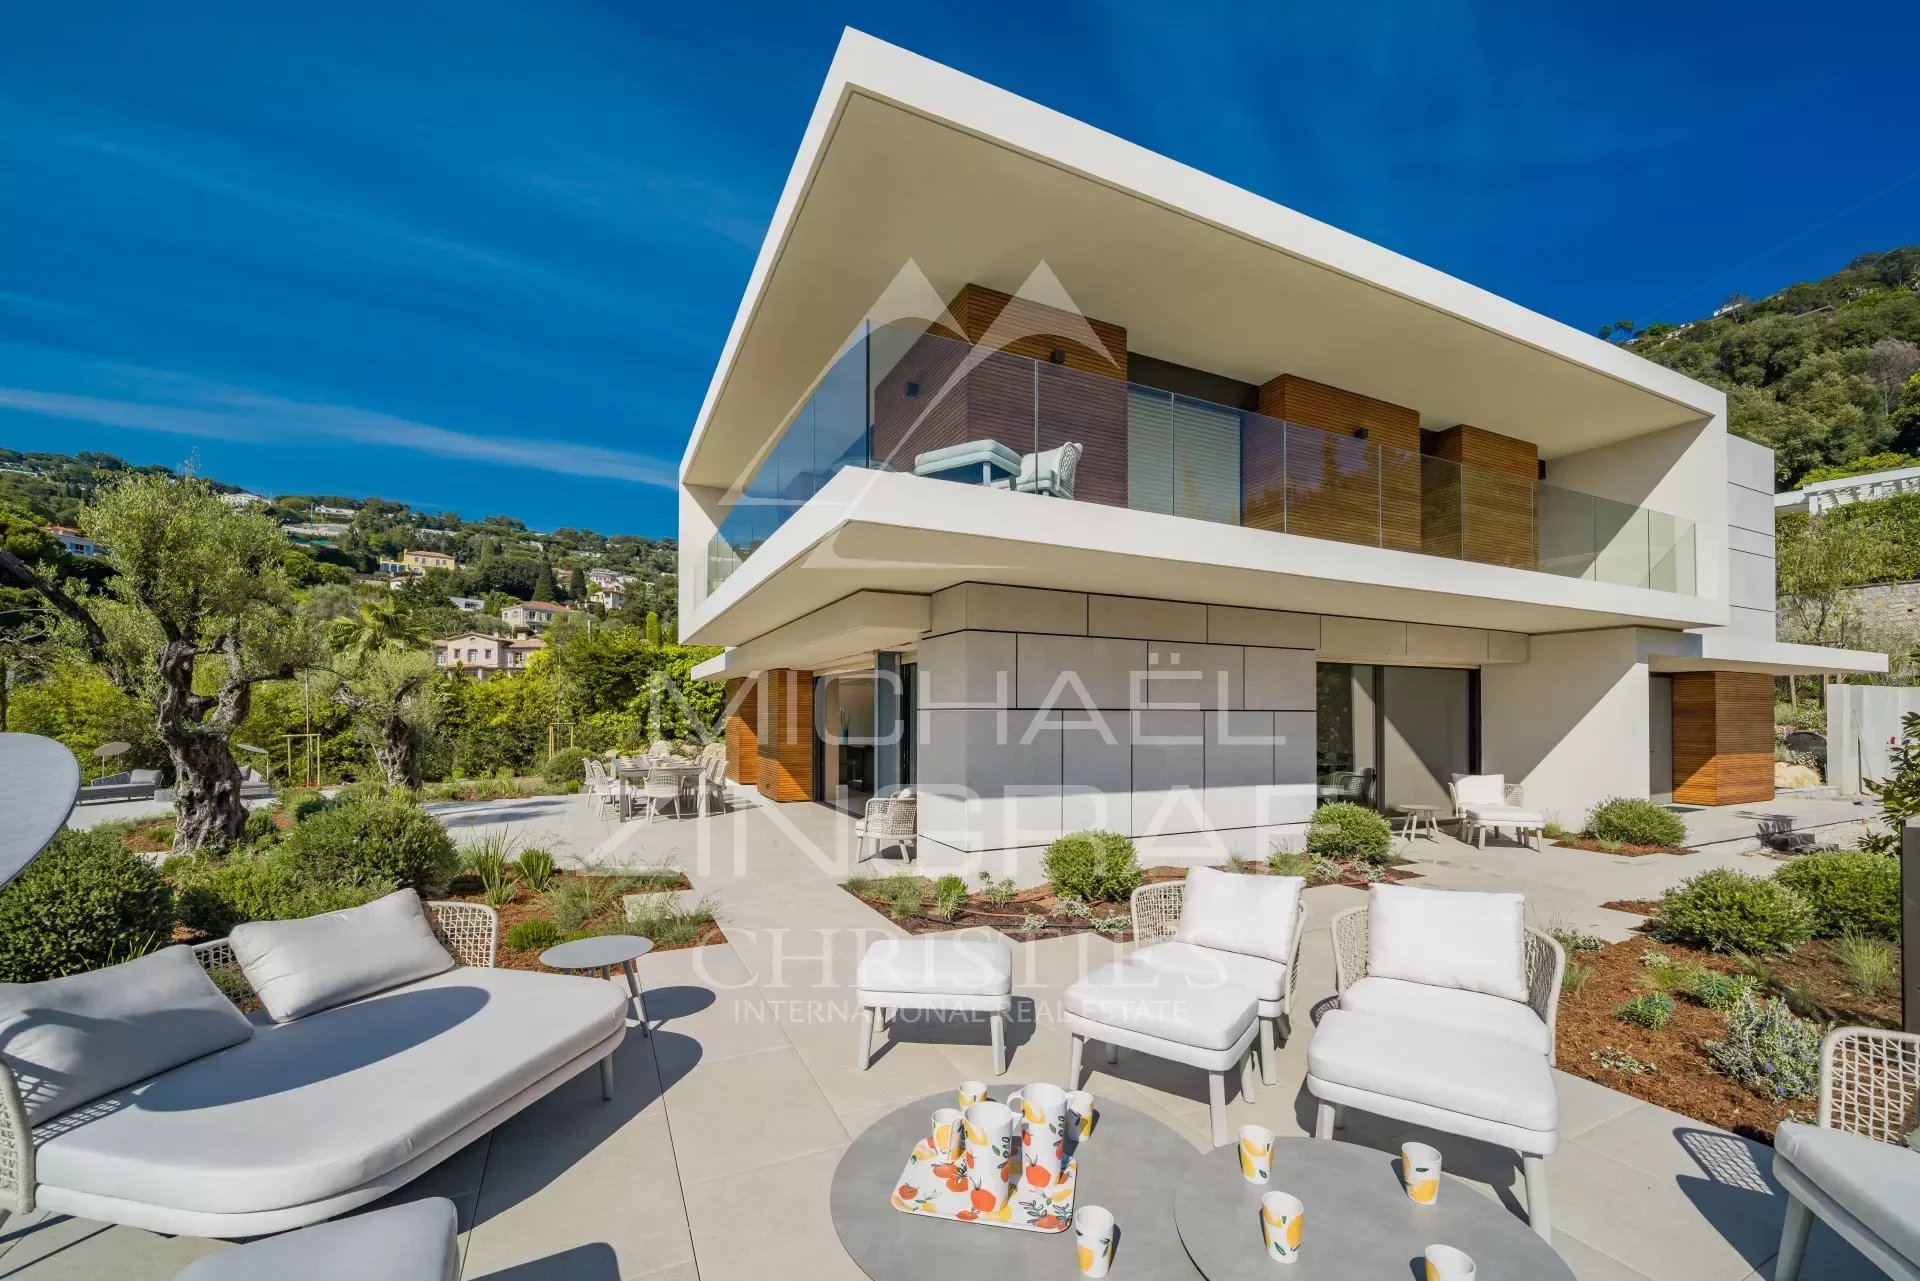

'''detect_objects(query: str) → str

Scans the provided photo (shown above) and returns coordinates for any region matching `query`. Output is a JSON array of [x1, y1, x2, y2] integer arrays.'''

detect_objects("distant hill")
[[1611, 247, 1920, 489], [0, 446, 678, 617]]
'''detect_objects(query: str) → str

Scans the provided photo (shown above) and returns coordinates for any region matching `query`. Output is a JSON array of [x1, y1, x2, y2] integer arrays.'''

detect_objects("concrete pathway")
[[6, 794, 1887, 1280]]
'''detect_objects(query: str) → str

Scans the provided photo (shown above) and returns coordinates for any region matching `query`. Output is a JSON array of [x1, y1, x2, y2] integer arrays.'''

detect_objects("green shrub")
[[170, 847, 396, 936], [279, 787, 331, 823], [617, 895, 721, 948], [931, 874, 969, 920], [544, 875, 636, 935], [1585, 797, 1688, 847], [1691, 971, 1760, 1012], [1266, 848, 1313, 879], [281, 796, 460, 895], [1775, 851, 1899, 940], [975, 872, 1016, 906], [540, 747, 588, 785], [505, 918, 561, 952], [1655, 868, 1815, 954], [1305, 803, 1393, 864], [243, 807, 280, 846], [1043, 831, 1143, 902], [515, 848, 557, 893], [0, 829, 174, 981], [1705, 992, 1822, 1101], [875, 875, 926, 921], [1615, 992, 1675, 1029], [1831, 929, 1898, 995]]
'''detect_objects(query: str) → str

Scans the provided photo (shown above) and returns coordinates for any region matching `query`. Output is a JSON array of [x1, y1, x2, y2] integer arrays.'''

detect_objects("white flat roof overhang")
[[691, 590, 929, 682], [1647, 633, 1888, 678], [685, 469, 1728, 648], [682, 30, 1722, 493]]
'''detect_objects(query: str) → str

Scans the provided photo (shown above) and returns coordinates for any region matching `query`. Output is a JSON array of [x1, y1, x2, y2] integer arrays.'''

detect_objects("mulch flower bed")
[[1553, 837, 1694, 857], [1601, 898, 1662, 918], [1215, 858, 1422, 889], [1556, 930, 1902, 1143], [841, 873, 1144, 942], [444, 870, 724, 972]]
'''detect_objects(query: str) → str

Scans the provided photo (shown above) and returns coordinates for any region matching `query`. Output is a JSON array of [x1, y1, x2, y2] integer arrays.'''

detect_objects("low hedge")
[[1586, 797, 1687, 847], [1042, 831, 1142, 903], [1654, 868, 1814, 955], [0, 829, 174, 982], [1775, 850, 1899, 940], [169, 847, 396, 937], [1306, 803, 1394, 864], [280, 795, 460, 895]]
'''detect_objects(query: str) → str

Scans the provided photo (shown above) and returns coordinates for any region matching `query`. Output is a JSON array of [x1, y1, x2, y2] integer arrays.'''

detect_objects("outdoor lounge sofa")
[[74, 767, 163, 804], [0, 892, 629, 1239]]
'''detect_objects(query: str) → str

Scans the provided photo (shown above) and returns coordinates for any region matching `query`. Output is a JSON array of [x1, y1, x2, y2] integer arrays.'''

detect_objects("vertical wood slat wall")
[[1251, 375, 1422, 551], [1427, 425, 1540, 571], [1672, 672, 1775, 805], [723, 677, 759, 787], [756, 669, 815, 803]]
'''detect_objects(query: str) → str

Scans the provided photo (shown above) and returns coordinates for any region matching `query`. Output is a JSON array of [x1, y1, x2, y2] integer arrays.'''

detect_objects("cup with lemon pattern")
[[956, 1080, 988, 1109], [1238, 1124, 1275, 1185], [929, 1108, 963, 1162], [1424, 1243, 1476, 1279], [1259, 1191, 1303, 1265], [1074, 1204, 1115, 1277], [1065, 1089, 1095, 1142], [1401, 1142, 1442, 1205]]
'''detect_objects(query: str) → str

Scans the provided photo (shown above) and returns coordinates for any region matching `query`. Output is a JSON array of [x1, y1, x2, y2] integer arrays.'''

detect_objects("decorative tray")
[[889, 1140, 1078, 1232]]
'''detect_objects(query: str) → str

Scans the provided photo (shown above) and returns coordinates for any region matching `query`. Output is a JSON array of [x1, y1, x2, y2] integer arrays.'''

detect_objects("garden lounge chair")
[[853, 789, 915, 863], [0, 891, 628, 1238], [1307, 884, 1564, 1241], [75, 767, 163, 804], [1126, 866, 1306, 1086], [1772, 1027, 1920, 1281], [1450, 772, 1545, 850]]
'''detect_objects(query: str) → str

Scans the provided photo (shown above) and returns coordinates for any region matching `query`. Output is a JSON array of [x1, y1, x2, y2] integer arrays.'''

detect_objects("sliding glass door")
[[1316, 663, 1477, 815]]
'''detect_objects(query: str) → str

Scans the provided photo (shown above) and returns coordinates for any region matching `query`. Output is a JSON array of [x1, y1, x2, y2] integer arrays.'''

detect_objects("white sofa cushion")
[[855, 938, 1011, 998], [174, 1196, 460, 1281], [1307, 1009, 1559, 1136], [1173, 866, 1303, 966], [1338, 976, 1549, 1055], [1366, 883, 1528, 1003], [1064, 960, 1255, 1052], [34, 966, 627, 1216], [1466, 804, 1545, 826], [1451, 773, 1506, 807], [230, 890, 456, 1023], [1131, 941, 1288, 1004], [1775, 1121, 1920, 1265], [0, 946, 254, 1124]]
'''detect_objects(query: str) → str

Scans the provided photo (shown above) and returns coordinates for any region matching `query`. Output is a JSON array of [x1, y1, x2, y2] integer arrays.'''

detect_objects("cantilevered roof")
[[682, 29, 1723, 492]]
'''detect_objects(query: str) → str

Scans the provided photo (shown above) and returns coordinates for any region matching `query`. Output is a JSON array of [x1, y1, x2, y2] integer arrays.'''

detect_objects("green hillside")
[[1616, 247, 1920, 488]]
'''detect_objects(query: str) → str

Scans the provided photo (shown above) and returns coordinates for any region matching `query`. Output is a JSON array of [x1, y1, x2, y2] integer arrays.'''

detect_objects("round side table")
[[1394, 803, 1444, 841], [540, 935, 654, 1035], [1175, 1137, 1574, 1279]]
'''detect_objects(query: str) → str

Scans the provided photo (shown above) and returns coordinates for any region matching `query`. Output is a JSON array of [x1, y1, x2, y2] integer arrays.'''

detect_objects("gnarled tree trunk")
[[374, 712, 420, 789]]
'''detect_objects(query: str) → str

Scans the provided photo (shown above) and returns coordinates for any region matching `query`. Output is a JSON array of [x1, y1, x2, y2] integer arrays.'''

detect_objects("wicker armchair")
[[1773, 1028, 1920, 1281], [641, 767, 687, 823], [1329, 903, 1565, 1064], [1447, 776, 1542, 849], [1130, 876, 1308, 1086], [854, 794, 917, 863]]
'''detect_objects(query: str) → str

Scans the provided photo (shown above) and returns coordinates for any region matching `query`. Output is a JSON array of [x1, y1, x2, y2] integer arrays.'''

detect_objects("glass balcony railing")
[[704, 325, 1697, 599]]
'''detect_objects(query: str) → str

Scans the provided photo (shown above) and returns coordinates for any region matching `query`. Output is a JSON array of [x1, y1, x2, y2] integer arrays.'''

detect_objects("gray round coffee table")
[[831, 1089, 1202, 1278], [539, 935, 653, 1035], [1175, 1137, 1575, 1279]]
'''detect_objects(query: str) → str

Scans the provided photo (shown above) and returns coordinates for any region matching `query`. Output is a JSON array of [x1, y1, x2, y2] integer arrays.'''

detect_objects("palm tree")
[[326, 594, 430, 662]]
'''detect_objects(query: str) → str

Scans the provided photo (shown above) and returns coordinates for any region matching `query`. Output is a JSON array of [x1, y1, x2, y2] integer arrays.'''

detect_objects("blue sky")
[[2, 2, 1915, 537]]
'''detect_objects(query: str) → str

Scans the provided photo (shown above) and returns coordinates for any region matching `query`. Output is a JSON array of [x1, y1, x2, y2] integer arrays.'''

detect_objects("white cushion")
[[1338, 976, 1549, 1055], [1064, 960, 1255, 1052], [1173, 866, 1303, 966], [856, 938, 1010, 998], [1306, 1009, 1559, 1136], [1451, 773, 1506, 807], [1131, 941, 1288, 1004], [174, 1197, 460, 1281], [1466, 805, 1545, 826], [34, 967, 627, 1216], [1366, 883, 1528, 1003], [0, 946, 254, 1124], [230, 891, 455, 1024], [1775, 1121, 1920, 1265]]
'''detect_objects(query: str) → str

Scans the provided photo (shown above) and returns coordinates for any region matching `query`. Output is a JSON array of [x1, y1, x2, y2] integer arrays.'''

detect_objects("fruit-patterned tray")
[[888, 1140, 1078, 1233]]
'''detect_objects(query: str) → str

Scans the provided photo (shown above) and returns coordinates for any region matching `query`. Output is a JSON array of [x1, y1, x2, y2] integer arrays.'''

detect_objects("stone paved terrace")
[[10, 793, 1892, 1280]]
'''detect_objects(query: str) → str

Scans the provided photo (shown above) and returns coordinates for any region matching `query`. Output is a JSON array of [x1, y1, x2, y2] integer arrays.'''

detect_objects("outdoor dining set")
[[585, 743, 728, 822]]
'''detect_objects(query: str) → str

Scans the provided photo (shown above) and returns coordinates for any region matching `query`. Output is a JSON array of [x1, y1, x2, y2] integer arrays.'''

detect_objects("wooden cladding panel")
[[1672, 672, 1775, 806], [723, 678, 759, 786], [756, 669, 815, 803], [1254, 376, 1420, 550], [948, 284, 1127, 378], [1427, 425, 1540, 571]]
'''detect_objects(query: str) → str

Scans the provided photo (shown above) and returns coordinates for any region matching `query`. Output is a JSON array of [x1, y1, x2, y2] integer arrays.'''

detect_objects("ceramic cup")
[[1075, 1204, 1115, 1278], [1008, 1083, 1070, 1186], [1424, 1244, 1476, 1280], [930, 1108, 963, 1162], [1402, 1142, 1442, 1205], [1065, 1089, 1096, 1141], [956, 1080, 989, 1109], [962, 1100, 1016, 1213], [1238, 1124, 1275, 1185], [1259, 1190, 1304, 1265]]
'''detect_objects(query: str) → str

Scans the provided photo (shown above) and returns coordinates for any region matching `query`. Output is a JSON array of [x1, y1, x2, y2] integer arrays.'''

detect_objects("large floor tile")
[[1567, 1105, 1783, 1231], [1552, 1230, 1660, 1281], [0, 1216, 225, 1280], [1555, 1070, 1652, 1141], [1543, 1142, 1779, 1281], [663, 1045, 850, 1187], [681, 1144, 865, 1281]]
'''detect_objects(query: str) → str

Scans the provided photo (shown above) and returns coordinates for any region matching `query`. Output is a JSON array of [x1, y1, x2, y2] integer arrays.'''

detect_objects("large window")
[[1315, 663, 1477, 815]]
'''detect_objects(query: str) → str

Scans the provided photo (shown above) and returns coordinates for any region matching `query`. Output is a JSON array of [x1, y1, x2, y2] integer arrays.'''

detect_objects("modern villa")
[[678, 30, 1885, 878]]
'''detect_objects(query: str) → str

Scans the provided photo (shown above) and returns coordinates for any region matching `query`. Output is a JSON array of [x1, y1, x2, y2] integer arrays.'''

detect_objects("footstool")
[[174, 1198, 457, 1280], [1306, 1009, 1560, 1240], [855, 937, 1013, 1074], [1063, 959, 1260, 1148], [1465, 804, 1546, 851]]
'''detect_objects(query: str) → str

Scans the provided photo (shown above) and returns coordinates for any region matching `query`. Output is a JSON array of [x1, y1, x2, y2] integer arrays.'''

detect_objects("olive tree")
[[0, 473, 312, 852], [330, 647, 441, 788]]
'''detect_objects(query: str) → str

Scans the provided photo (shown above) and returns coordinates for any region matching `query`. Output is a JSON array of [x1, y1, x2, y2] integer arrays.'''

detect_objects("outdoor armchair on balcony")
[[1308, 885, 1565, 1241], [986, 441, 1082, 500], [854, 789, 916, 863], [1450, 772, 1546, 850], [1771, 1027, 1920, 1281]]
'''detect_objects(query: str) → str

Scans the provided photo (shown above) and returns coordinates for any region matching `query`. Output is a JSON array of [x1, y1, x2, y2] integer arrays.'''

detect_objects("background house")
[[44, 524, 107, 558], [432, 632, 544, 676], [500, 601, 568, 633]]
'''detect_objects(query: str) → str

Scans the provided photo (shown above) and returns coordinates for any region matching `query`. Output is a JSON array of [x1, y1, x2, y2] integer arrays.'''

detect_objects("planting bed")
[[1554, 837, 1694, 857], [445, 869, 724, 971]]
